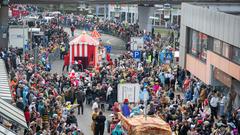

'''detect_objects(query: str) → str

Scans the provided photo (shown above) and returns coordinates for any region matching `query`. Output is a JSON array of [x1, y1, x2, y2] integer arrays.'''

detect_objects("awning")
[[0, 60, 12, 103], [0, 98, 28, 129], [0, 125, 16, 135]]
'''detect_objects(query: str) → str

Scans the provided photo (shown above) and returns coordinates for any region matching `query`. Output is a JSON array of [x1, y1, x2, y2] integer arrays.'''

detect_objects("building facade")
[[179, 3, 240, 109]]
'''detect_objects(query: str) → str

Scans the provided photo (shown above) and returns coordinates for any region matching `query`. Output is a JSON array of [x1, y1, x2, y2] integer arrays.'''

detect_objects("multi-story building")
[[179, 3, 240, 109]]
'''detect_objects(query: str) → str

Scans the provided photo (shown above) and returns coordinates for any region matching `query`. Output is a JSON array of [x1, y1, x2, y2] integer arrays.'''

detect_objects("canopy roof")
[[69, 31, 99, 46], [0, 125, 15, 135], [118, 113, 172, 135], [0, 60, 12, 103], [0, 97, 28, 129], [91, 29, 101, 39]]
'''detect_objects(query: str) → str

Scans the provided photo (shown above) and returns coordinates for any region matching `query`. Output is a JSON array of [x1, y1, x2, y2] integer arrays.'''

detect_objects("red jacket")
[[24, 111, 30, 123], [64, 54, 70, 66], [106, 53, 111, 62]]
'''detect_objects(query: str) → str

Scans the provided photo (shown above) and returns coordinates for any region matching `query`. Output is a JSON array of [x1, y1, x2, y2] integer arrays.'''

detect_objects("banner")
[[118, 83, 140, 103]]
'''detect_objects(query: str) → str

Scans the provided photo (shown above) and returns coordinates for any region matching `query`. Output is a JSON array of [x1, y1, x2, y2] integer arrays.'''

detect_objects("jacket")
[[75, 90, 85, 103], [96, 115, 106, 126]]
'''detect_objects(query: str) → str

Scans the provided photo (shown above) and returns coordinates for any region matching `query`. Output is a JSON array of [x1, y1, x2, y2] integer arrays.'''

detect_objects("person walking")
[[95, 111, 106, 135]]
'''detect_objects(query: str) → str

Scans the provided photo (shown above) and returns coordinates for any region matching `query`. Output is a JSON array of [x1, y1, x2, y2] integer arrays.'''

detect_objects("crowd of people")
[[2, 6, 240, 135]]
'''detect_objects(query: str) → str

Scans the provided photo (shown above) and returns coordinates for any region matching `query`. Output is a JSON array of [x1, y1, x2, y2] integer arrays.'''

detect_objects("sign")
[[9, 26, 29, 49], [118, 83, 140, 103], [165, 52, 173, 60], [164, 9, 171, 19], [133, 51, 141, 60], [130, 37, 144, 51], [104, 45, 112, 53]]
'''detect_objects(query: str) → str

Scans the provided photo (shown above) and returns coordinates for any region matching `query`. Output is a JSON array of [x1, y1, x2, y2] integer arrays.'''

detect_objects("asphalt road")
[[50, 28, 126, 135], [64, 28, 126, 59]]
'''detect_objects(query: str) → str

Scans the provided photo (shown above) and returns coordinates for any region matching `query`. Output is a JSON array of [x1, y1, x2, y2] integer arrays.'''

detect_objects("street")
[[51, 28, 125, 135]]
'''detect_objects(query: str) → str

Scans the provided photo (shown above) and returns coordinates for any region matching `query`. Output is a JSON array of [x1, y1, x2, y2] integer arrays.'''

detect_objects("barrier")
[[47, 47, 60, 64]]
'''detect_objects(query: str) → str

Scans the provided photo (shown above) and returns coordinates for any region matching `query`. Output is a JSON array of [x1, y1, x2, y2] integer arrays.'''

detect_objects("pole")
[[22, 25, 25, 62]]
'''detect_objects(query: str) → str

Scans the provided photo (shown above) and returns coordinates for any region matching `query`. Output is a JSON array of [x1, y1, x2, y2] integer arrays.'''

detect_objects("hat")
[[123, 98, 129, 104], [203, 121, 210, 126], [197, 120, 203, 125], [227, 122, 236, 128], [216, 122, 226, 127], [53, 114, 58, 118], [190, 124, 195, 128]]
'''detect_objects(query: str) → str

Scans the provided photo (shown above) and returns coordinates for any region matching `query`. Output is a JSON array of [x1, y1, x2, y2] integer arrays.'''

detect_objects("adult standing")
[[95, 111, 106, 135], [210, 92, 219, 120], [121, 99, 131, 117], [70, 24, 75, 37], [63, 53, 70, 72], [75, 89, 85, 115], [91, 108, 99, 135]]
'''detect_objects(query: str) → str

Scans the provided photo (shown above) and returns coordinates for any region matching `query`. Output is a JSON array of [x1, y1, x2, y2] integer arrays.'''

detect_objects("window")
[[127, 13, 131, 23], [222, 42, 230, 58], [154, 13, 160, 26], [190, 30, 198, 56], [198, 33, 208, 61], [188, 29, 208, 62], [231, 46, 240, 65], [213, 39, 222, 54], [212, 39, 233, 60]]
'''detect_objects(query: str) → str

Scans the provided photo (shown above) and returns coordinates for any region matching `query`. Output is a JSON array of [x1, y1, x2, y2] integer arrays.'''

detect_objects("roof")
[[0, 60, 12, 103], [0, 125, 16, 135], [0, 98, 28, 129], [118, 113, 172, 135], [70, 31, 99, 46]]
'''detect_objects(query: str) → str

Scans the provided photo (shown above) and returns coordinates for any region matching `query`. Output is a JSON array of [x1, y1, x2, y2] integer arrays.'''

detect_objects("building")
[[179, 3, 240, 109], [93, 4, 138, 23], [152, 4, 181, 28]]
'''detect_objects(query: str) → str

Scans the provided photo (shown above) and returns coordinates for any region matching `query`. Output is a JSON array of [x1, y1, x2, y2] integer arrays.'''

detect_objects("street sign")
[[165, 52, 173, 60], [104, 45, 112, 53], [133, 51, 141, 59]]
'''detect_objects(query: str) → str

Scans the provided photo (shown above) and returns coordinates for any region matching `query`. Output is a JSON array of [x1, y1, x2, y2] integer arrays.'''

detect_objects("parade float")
[[69, 31, 100, 69], [118, 112, 172, 135]]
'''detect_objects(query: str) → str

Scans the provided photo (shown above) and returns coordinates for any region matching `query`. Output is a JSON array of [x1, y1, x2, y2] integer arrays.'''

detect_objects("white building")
[[94, 4, 138, 24]]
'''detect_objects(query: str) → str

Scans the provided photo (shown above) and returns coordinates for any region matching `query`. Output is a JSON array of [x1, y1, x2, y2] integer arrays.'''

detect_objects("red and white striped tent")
[[69, 31, 99, 68]]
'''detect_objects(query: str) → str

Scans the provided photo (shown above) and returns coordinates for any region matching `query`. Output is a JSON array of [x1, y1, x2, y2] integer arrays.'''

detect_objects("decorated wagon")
[[118, 112, 172, 135]]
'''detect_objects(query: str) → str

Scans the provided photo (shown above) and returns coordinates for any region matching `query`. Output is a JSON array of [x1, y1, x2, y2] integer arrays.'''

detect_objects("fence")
[[47, 47, 60, 64]]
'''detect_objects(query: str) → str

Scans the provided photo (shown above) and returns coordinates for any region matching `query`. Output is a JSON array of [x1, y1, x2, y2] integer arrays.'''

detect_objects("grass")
[[154, 27, 171, 37]]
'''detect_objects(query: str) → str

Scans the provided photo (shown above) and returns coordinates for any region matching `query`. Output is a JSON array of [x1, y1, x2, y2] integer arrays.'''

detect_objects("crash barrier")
[[47, 47, 60, 64], [62, 24, 129, 43]]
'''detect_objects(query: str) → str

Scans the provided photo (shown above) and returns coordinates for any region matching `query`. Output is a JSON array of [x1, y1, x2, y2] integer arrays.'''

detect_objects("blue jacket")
[[121, 104, 130, 117]]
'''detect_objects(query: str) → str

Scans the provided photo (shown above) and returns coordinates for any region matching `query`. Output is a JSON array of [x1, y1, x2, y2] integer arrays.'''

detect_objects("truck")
[[9, 25, 29, 49]]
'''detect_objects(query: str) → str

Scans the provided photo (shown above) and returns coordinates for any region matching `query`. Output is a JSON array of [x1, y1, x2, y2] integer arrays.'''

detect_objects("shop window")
[[213, 39, 222, 54], [188, 29, 208, 62], [191, 30, 198, 56], [198, 33, 208, 61], [127, 13, 131, 23], [154, 13, 160, 26], [222, 42, 230, 58], [231, 46, 240, 65]]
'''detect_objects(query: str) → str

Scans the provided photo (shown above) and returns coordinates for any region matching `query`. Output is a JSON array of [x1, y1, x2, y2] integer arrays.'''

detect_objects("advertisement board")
[[130, 37, 144, 51], [118, 83, 140, 103], [9, 26, 29, 49]]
